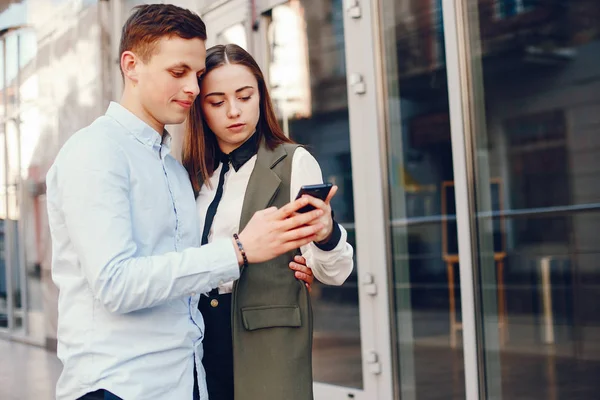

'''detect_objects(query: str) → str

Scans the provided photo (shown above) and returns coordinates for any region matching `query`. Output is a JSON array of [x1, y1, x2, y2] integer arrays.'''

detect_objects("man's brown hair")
[[119, 4, 207, 67]]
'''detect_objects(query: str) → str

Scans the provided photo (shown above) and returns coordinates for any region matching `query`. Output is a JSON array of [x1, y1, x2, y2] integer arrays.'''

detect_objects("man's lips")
[[175, 100, 193, 108]]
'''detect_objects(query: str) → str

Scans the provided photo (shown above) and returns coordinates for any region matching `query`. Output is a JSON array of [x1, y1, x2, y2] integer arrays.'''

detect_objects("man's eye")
[[171, 71, 184, 77]]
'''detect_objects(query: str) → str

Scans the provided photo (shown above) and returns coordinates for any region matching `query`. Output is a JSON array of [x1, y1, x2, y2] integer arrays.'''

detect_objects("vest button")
[[210, 299, 219, 308]]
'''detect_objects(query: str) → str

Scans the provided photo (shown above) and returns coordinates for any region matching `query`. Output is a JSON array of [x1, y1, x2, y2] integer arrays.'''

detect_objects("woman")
[[183, 44, 354, 400]]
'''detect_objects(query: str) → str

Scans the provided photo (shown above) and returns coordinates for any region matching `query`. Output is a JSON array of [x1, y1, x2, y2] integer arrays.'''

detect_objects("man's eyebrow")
[[167, 62, 191, 70], [168, 63, 205, 75]]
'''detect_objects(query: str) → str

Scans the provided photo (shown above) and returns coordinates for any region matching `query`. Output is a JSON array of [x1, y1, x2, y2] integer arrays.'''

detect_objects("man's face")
[[132, 36, 206, 132]]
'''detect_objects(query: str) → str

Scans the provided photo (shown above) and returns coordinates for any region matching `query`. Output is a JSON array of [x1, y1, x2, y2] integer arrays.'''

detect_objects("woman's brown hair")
[[182, 44, 294, 192]]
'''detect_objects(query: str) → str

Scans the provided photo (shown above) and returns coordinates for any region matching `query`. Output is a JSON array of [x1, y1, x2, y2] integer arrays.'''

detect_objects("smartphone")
[[294, 183, 333, 213]]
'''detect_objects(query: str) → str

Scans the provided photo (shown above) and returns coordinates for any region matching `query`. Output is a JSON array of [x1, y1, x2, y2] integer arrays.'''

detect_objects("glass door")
[[255, 0, 395, 398], [378, 0, 469, 398], [0, 27, 44, 343], [263, 0, 362, 392], [460, 0, 600, 398], [0, 26, 14, 335]]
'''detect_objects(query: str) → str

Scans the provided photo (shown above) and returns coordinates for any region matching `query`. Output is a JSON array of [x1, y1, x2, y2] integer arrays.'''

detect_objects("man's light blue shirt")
[[46, 102, 240, 400]]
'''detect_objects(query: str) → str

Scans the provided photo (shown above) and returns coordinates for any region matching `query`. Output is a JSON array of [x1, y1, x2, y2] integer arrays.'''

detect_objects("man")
[[46, 5, 323, 400]]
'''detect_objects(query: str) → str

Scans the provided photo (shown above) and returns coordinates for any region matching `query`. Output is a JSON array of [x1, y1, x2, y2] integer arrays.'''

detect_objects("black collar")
[[215, 133, 259, 171]]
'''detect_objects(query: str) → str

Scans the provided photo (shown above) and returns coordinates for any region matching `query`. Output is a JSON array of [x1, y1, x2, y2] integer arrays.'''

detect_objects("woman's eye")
[[210, 101, 224, 107]]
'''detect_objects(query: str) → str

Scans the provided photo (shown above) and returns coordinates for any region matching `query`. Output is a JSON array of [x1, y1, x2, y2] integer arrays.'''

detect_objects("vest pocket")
[[241, 305, 301, 331]]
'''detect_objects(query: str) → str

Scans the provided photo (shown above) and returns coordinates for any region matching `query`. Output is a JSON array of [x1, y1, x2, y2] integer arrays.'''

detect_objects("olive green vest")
[[232, 141, 314, 400]]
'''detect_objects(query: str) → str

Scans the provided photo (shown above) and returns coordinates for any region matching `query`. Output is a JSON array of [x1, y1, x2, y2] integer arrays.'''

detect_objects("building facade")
[[1, 0, 599, 399]]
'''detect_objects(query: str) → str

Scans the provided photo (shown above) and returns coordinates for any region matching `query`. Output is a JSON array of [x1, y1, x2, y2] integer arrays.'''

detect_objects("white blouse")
[[196, 147, 354, 294]]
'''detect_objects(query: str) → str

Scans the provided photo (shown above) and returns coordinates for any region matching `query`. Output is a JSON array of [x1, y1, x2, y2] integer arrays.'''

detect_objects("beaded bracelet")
[[233, 233, 248, 269]]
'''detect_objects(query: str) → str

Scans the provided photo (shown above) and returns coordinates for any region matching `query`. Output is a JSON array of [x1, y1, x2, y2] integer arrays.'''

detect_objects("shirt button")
[[190, 292, 196, 297], [210, 299, 219, 308]]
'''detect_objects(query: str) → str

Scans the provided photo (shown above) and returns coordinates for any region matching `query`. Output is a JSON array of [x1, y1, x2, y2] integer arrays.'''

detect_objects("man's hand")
[[236, 197, 323, 264], [301, 185, 338, 244], [289, 255, 314, 292]]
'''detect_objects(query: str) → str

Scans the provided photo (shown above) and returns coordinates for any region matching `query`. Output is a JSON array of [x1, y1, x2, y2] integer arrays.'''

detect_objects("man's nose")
[[185, 76, 200, 97]]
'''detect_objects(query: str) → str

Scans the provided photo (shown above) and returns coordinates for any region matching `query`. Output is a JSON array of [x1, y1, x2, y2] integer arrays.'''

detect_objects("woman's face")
[[200, 63, 261, 154]]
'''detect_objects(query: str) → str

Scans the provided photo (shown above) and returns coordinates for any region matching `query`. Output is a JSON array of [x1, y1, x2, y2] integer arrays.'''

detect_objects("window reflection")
[[266, 0, 361, 388], [217, 23, 247, 50], [468, 0, 600, 398], [381, 0, 466, 398]]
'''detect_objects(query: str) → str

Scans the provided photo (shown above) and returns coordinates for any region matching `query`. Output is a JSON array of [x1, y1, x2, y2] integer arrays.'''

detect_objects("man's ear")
[[121, 50, 139, 85]]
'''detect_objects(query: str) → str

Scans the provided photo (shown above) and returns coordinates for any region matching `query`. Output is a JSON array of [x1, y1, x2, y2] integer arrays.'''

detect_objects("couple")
[[46, 4, 353, 400]]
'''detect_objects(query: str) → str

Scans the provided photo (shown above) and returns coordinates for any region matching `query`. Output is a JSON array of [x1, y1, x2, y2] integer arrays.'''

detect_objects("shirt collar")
[[105, 102, 169, 152], [215, 132, 259, 171]]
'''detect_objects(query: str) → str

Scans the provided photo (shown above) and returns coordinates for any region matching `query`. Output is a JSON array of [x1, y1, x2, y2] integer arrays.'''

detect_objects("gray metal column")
[[441, 0, 482, 398]]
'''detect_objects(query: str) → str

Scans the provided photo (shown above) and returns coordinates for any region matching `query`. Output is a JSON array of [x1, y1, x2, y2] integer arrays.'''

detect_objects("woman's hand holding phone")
[[299, 185, 338, 244]]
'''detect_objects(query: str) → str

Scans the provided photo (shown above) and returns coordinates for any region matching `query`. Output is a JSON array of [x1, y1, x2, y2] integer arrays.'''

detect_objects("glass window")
[[265, 0, 361, 388], [466, 0, 600, 398], [0, 34, 4, 121], [380, 0, 465, 397], [1, 30, 9, 331], [0, 23, 46, 341], [216, 23, 248, 50], [0, 2, 26, 32]]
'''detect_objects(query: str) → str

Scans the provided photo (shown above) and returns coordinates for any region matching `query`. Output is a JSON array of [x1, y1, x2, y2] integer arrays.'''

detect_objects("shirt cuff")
[[314, 220, 342, 251], [203, 238, 241, 294]]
